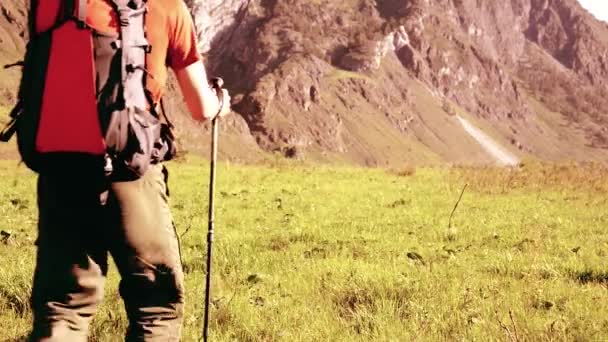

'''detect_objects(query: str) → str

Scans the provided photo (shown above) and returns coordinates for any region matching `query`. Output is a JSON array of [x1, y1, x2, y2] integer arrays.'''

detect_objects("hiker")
[[3, 0, 231, 340]]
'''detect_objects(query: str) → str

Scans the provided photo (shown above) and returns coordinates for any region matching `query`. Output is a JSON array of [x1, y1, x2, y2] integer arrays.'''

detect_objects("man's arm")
[[174, 61, 231, 122]]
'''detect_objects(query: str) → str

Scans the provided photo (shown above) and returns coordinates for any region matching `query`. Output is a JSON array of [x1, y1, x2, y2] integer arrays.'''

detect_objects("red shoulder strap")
[[35, 0, 63, 33], [35, 0, 86, 34]]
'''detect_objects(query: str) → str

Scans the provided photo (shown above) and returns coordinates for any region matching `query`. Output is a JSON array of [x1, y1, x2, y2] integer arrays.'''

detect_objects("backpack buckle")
[[104, 154, 114, 176]]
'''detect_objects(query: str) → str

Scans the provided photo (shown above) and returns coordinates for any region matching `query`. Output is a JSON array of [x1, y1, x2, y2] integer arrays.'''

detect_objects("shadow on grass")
[[329, 278, 411, 335], [572, 270, 608, 285], [0, 287, 31, 317]]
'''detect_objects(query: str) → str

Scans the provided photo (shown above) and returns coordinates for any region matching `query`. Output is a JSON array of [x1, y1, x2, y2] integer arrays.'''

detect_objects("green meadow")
[[0, 158, 607, 341]]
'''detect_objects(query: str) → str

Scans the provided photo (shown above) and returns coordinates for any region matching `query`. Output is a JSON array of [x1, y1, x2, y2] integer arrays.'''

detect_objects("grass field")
[[0, 158, 607, 341]]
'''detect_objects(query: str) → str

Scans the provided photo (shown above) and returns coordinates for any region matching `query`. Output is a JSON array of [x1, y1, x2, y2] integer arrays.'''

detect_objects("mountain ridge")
[[1, 0, 607, 166]]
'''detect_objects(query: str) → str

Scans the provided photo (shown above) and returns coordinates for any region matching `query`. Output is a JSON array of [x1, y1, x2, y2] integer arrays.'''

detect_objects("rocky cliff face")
[[1, 0, 607, 165], [182, 0, 608, 164], [0, 0, 27, 103]]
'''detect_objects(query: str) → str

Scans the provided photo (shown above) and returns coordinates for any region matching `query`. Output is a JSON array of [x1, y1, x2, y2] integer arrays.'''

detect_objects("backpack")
[[0, 0, 176, 178]]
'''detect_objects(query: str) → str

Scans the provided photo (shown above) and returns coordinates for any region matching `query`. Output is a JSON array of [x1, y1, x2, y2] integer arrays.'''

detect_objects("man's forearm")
[[174, 61, 222, 121]]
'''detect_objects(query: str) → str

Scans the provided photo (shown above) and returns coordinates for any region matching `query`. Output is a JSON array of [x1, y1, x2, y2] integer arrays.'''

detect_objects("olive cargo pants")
[[29, 164, 184, 341]]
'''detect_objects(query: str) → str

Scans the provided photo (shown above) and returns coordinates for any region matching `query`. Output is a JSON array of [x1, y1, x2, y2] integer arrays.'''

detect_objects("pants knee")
[[120, 263, 185, 313]]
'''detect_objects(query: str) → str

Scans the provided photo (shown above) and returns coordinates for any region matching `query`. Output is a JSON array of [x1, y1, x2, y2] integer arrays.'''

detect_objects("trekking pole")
[[203, 77, 224, 342]]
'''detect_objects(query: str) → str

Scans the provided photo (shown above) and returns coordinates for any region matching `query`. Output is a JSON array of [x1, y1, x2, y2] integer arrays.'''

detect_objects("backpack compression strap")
[[113, 0, 150, 110]]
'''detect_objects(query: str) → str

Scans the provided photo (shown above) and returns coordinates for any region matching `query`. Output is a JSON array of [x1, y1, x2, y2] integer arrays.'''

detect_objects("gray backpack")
[[0, 0, 175, 178]]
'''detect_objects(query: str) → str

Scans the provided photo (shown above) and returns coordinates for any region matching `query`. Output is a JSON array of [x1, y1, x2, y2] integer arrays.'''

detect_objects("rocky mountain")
[[1, 0, 608, 166], [0, 1, 26, 102]]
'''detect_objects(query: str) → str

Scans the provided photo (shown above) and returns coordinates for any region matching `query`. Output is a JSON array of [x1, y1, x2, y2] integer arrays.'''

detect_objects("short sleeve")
[[167, 0, 202, 70]]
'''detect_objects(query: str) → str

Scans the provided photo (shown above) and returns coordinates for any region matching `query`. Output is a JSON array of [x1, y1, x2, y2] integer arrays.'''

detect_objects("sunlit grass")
[[0, 159, 607, 341]]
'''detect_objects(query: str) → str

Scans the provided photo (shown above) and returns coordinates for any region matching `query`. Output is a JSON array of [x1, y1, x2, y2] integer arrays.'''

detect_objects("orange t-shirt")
[[85, 0, 201, 104]]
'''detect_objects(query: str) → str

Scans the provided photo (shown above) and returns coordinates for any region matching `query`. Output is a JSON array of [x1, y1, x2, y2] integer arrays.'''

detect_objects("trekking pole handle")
[[210, 77, 224, 120], [211, 77, 224, 89]]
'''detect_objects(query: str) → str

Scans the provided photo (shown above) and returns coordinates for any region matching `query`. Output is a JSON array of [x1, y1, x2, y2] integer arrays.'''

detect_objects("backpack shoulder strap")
[[28, 0, 38, 38], [30, 0, 88, 35], [76, 0, 87, 27], [159, 98, 174, 129]]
